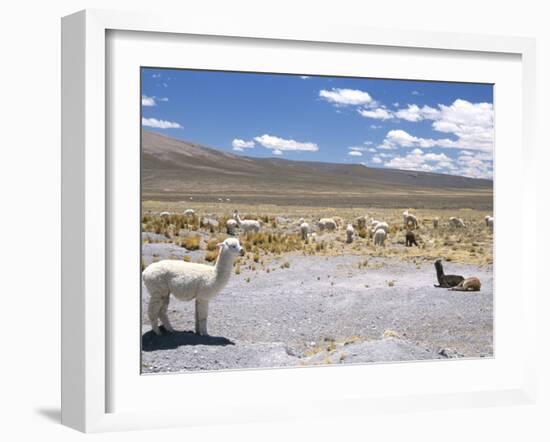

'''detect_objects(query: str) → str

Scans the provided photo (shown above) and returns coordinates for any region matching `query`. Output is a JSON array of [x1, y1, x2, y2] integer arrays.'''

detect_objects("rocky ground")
[[141, 241, 493, 374]]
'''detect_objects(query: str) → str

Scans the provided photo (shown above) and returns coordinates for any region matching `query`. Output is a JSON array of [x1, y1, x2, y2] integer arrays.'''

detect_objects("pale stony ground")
[[141, 242, 493, 374]]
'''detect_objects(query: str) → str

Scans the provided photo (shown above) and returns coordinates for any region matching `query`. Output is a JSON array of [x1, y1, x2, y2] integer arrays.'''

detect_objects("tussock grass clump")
[[176, 234, 201, 251], [204, 250, 218, 262], [241, 231, 303, 255]]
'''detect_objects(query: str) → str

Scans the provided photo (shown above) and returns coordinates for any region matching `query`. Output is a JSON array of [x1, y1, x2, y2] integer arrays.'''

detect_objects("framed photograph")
[[61, 9, 537, 432]]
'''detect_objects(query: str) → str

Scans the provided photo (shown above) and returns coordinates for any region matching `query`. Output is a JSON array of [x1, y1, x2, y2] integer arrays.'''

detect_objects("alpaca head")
[[218, 238, 245, 257], [434, 259, 444, 274]]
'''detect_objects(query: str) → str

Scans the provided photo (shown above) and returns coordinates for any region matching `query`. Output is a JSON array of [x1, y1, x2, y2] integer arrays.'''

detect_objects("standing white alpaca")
[[300, 222, 310, 240], [233, 210, 261, 233], [142, 238, 244, 336], [346, 223, 354, 243]]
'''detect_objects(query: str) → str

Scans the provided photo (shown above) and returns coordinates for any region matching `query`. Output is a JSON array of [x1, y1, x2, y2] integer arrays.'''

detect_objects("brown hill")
[[141, 130, 493, 209]]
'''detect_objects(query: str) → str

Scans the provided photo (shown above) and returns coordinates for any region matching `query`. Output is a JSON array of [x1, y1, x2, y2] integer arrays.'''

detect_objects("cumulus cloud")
[[232, 139, 255, 151], [300, 76, 310, 79], [142, 95, 156, 106], [394, 104, 439, 122], [319, 88, 374, 106], [253, 134, 319, 154], [372, 156, 383, 164], [141, 117, 182, 129], [390, 99, 494, 152], [368, 147, 377, 153], [357, 107, 393, 120], [370, 124, 382, 129], [384, 150, 448, 172], [348, 150, 363, 156], [383, 148, 492, 179]]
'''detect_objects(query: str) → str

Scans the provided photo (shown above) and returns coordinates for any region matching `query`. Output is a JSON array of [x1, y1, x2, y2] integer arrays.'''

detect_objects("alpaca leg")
[[195, 298, 210, 336], [158, 297, 174, 333], [148, 295, 164, 336]]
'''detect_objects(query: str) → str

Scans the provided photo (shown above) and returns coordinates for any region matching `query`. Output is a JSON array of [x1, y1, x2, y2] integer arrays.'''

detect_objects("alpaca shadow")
[[142, 327, 235, 352]]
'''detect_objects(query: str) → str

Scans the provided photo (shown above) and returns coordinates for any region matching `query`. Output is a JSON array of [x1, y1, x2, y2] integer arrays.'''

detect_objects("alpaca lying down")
[[142, 238, 244, 336]]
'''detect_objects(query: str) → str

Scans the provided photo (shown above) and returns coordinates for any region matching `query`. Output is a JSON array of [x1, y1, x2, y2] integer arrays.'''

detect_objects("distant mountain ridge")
[[141, 130, 492, 209]]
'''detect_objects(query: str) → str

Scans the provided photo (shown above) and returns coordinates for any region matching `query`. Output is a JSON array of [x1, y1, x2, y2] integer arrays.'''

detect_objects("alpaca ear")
[[217, 242, 224, 248]]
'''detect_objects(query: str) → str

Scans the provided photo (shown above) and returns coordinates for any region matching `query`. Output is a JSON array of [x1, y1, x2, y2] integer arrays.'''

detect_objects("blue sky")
[[141, 68, 494, 179]]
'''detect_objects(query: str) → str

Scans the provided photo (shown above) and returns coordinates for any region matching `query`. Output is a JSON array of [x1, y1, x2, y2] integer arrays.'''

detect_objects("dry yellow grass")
[[142, 202, 493, 266]]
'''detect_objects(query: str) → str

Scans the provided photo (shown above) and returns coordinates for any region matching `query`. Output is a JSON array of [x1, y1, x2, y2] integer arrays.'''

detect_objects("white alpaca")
[[159, 211, 170, 218], [318, 218, 337, 232], [300, 222, 310, 240], [142, 238, 244, 336], [402, 210, 418, 229], [233, 210, 261, 233], [346, 224, 354, 243], [373, 228, 387, 246], [372, 221, 389, 234], [449, 217, 466, 228], [201, 217, 219, 229], [183, 209, 195, 217], [484, 215, 494, 228], [226, 218, 238, 235]]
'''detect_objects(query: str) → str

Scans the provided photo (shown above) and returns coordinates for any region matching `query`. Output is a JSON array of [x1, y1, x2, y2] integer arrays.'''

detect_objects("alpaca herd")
[[143, 207, 491, 336]]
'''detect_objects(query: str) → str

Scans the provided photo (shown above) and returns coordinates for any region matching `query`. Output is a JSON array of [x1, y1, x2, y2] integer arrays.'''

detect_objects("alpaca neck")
[[234, 213, 242, 226], [435, 263, 445, 280], [214, 251, 236, 283]]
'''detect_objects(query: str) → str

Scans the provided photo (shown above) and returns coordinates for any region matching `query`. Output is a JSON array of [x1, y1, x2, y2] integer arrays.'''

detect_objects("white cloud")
[[370, 124, 382, 129], [158, 97, 169, 102], [411, 90, 421, 96], [382, 148, 492, 179], [390, 99, 494, 152], [394, 104, 439, 122], [141, 117, 182, 129], [348, 150, 363, 156], [383, 149, 452, 173], [142, 95, 156, 106], [364, 141, 374, 145], [348, 146, 369, 152], [300, 76, 310, 80], [253, 134, 319, 154], [319, 88, 374, 106], [232, 139, 255, 151], [368, 148, 377, 153], [372, 156, 383, 164], [357, 107, 393, 120], [152, 73, 161, 79]]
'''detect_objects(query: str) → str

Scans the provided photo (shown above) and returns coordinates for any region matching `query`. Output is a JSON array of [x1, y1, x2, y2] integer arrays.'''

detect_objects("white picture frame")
[[61, 9, 538, 433]]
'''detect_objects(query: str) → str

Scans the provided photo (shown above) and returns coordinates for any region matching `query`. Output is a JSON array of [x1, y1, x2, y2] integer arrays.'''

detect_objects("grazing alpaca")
[[403, 210, 418, 229], [226, 218, 238, 235], [450, 277, 481, 291], [433, 259, 464, 288], [373, 228, 386, 246], [405, 231, 418, 247], [142, 238, 244, 336], [318, 218, 337, 232]]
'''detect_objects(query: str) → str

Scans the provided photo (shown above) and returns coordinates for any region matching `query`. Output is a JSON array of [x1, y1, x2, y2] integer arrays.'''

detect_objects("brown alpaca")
[[405, 231, 418, 247], [450, 277, 481, 291]]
